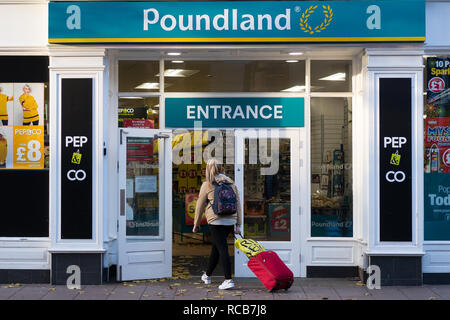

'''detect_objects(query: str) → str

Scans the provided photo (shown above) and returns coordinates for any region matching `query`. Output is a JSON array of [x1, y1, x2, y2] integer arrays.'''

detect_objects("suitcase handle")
[[234, 233, 244, 240]]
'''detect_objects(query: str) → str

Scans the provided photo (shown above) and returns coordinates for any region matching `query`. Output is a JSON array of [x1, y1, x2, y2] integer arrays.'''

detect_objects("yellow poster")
[[13, 126, 44, 169]]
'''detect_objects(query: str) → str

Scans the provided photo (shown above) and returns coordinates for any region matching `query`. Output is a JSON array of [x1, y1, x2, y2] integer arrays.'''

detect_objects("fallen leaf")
[[355, 282, 365, 287], [128, 291, 135, 295], [142, 294, 150, 298], [429, 296, 437, 300]]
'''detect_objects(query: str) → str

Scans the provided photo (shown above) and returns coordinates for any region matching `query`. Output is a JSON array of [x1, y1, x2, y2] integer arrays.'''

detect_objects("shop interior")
[[118, 57, 353, 277]]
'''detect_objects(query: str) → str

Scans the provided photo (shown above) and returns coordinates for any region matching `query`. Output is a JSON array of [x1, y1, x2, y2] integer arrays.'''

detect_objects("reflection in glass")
[[311, 60, 352, 92], [164, 60, 305, 92], [119, 61, 160, 92], [310, 98, 352, 237], [172, 130, 235, 234], [126, 137, 161, 237], [118, 97, 160, 129], [244, 138, 291, 241]]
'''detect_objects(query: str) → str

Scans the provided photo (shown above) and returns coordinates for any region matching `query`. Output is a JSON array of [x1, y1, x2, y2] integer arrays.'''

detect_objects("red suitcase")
[[248, 250, 294, 292]]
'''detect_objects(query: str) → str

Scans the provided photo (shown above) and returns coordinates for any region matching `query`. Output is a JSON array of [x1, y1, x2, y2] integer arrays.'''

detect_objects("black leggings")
[[206, 224, 234, 280], [1, 120, 7, 126], [23, 120, 39, 126]]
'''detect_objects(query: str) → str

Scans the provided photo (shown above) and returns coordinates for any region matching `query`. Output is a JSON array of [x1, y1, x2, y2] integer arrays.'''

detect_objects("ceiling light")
[[119, 97, 144, 99], [319, 72, 346, 81], [171, 60, 184, 63], [134, 82, 160, 90], [289, 52, 303, 56], [157, 69, 199, 77], [167, 52, 181, 56], [286, 60, 299, 63], [281, 85, 306, 92]]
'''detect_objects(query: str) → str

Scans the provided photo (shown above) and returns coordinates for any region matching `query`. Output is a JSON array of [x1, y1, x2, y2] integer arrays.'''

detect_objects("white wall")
[[426, 1, 450, 47], [0, 1, 48, 49]]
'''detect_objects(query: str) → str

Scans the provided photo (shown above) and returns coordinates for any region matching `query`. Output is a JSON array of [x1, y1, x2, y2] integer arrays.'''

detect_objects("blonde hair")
[[205, 158, 223, 184]]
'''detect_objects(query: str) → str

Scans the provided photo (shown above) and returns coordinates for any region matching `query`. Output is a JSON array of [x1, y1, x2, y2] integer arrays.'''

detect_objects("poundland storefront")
[[2, 0, 450, 286]]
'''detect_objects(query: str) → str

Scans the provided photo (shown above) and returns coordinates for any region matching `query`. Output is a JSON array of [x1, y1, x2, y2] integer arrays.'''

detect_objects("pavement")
[[1, 277, 450, 300]]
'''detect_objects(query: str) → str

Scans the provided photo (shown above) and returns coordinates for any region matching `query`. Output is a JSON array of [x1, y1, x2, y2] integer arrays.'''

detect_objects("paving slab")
[[106, 283, 147, 300], [41, 286, 80, 300], [397, 286, 441, 300], [428, 286, 450, 299], [301, 286, 341, 300], [74, 285, 117, 300], [7, 285, 51, 300], [365, 287, 409, 300], [0, 285, 26, 300], [333, 285, 373, 300]]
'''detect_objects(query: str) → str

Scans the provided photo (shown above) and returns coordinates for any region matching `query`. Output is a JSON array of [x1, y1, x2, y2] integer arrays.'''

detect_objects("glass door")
[[117, 128, 172, 281], [235, 129, 301, 277]]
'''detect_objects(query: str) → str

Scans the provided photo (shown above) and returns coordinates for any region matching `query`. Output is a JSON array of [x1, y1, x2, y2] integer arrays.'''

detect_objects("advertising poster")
[[118, 106, 148, 127], [424, 57, 450, 240], [268, 203, 290, 237], [0, 82, 44, 169], [126, 137, 154, 162], [185, 193, 207, 226]]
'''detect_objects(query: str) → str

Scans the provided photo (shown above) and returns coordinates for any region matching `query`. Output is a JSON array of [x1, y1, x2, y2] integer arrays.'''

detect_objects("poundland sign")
[[48, 1, 425, 43]]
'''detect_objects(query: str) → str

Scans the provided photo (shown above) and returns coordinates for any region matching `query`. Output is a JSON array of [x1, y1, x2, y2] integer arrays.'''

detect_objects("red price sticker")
[[428, 77, 445, 93]]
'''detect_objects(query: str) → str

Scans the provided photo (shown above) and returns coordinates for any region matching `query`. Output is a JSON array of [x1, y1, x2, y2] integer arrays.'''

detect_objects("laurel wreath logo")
[[299, 5, 334, 34]]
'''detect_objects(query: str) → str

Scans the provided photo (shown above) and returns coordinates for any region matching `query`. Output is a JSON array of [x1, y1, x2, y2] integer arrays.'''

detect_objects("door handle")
[[120, 130, 129, 145], [120, 189, 125, 216], [154, 133, 170, 139]]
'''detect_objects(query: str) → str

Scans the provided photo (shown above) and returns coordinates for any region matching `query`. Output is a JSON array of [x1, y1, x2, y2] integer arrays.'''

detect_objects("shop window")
[[126, 136, 162, 237], [119, 60, 160, 92], [118, 97, 160, 129], [0, 56, 49, 237], [424, 56, 450, 240], [311, 60, 352, 92], [310, 97, 352, 237], [243, 138, 291, 241], [164, 60, 305, 92], [172, 130, 235, 235]]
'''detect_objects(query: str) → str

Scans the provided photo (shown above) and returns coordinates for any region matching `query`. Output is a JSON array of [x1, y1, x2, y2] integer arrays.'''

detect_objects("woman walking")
[[193, 158, 242, 290]]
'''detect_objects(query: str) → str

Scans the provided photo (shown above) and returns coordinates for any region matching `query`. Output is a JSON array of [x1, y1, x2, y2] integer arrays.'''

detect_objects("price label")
[[443, 149, 450, 168], [428, 77, 445, 93], [13, 126, 44, 169]]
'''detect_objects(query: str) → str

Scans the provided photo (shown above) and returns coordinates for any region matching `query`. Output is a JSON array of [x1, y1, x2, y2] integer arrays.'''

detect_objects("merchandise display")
[[243, 138, 291, 241], [172, 130, 235, 237]]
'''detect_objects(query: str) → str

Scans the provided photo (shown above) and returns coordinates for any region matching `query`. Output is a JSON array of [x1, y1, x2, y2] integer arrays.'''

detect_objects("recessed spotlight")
[[286, 60, 299, 63], [289, 52, 303, 56], [171, 60, 184, 63], [167, 52, 181, 56]]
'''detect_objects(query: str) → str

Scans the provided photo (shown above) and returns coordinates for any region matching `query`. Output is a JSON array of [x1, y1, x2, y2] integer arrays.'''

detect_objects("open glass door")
[[118, 128, 172, 281], [235, 129, 301, 277]]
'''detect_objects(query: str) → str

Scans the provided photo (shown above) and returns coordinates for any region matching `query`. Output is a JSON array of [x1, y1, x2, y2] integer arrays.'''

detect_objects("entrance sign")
[[379, 78, 412, 242], [165, 97, 304, 127], [49, 1, 425, 43]]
